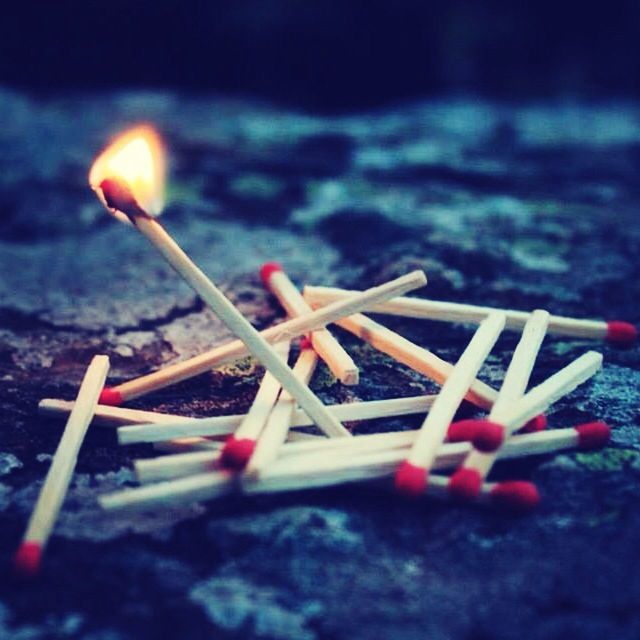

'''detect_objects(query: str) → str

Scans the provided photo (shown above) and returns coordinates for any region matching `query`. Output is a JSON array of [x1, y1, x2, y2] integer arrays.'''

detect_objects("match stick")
[[218, 341, 290, 469], [116, 394, 438, 445], [132, 417, 525, 483], [261, 263, 359, 385], [395, 313, 506, 496], [104, 421, 609, 509], [95, 177, 348, 439], [98, 270, 426, 405], [244, 344, 320, 478], [304, 285, 637, 345], [13, 355, 110, 578], [328, 312, 498, 410], [449, 350, 603, 499]]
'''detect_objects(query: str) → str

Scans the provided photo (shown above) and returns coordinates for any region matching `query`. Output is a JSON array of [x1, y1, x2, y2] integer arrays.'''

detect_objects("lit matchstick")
[[89, 126, 349, 439], [13, 356, 110, 578], [261, 262, 359, 385], [395, 313, 506, 496], [304, 285, 637, 345]]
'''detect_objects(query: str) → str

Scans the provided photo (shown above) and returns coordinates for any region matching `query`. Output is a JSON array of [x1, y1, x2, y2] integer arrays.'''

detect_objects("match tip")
[[299, 336, 314, 351], [219, 436, 256, 470], [490, 481, 540, 513], [99, 387, 124, 406], [471, 421, 505, 453], [394, 460, 427, 497], [606, 321, 637, 346], [448, 468, 483, 500], [520, 414, 548, 433], [13, 542, 42, 579], [259, 262, 283, 286], [576, 421, 611, 450], [446, 419, 479, 442]]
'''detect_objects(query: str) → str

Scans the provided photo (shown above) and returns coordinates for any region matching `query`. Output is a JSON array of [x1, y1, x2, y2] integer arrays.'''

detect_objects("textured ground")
[[0, 90, 639, 639]]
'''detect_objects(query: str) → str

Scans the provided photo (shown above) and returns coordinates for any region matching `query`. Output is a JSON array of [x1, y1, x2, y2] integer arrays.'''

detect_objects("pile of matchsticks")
[[11, 127, 637, 578], [16, 261, 635, 577]]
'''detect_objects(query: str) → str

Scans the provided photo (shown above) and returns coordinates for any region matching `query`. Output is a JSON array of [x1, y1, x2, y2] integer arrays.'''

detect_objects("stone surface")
[[0, 89, 639, 639]]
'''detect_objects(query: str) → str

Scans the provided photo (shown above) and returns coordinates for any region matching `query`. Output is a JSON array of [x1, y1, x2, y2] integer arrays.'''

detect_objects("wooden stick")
[[328, 312, 498, 410], [95, 192, 348, 440], [218, 341, 290, 469], [103, 422, 608, 509], [13, 356, 110, 578], [447, 310, 549, 497], [116, 394, 438, 444], [452, 351, 603, 493], [261, 263, 358, 385], [244, 346, 320, 478], [395, 313, 506, 495], [100, 270, 426, 404], [303, 285, 637, 345]]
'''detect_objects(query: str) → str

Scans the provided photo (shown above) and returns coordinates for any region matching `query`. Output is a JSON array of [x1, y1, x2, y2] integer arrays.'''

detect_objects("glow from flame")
[[89, 125, 166, 218]]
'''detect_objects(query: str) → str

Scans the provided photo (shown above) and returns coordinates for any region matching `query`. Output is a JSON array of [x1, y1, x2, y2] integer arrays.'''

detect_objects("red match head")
[[448, 468, 483, 500], [98, 387, 123, 406], [446, 419, 479, 442], [489, 481, 540, 513], [520, 414, 548, 433], [394, 460, 428, 497], [259, 262, 283, 287], [299, 336, 314, 351], [13, 542, 42, 579], [219, 436, 256, 470], [471, 420, 505, 452], [606, 321, 637, 346], [576, 421, 611, 450]]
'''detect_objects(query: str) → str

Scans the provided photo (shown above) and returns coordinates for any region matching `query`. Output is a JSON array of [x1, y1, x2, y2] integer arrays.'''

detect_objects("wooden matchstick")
[[450, 350, 603, 499], [97, 178, 348, 439], [334, 312, 499, 410], [395, 313, 506, 496], [303, 285, 637, 345], [97, 270, 426, 405], [261, 263, 359, 385], [244, 345, 320, 478], [447, 310, 549, 497], [13, 356, 110, 578], [104, 421, 609, 509], [218, 341, 290, 469], [116, 394, 438, 445]]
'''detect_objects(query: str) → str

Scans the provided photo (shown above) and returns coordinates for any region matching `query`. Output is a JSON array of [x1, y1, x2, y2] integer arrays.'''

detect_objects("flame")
[[89, 125, 166, 218]]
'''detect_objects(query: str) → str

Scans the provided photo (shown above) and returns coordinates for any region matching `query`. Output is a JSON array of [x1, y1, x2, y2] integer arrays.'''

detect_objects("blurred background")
[[2, 0, 640, 111]]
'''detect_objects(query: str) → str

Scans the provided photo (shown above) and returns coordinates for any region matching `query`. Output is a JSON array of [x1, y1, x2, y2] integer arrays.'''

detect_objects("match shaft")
[[333, 312, 499, 409], [15, 356, 109, 574], [133, 215, 349, 438], [264, 266, 359, 385], [108, 269, 426, 402], [303, 286, 630, 341]]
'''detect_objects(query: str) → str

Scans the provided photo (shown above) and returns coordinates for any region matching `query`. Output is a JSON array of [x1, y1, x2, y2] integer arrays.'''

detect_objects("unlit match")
[[106, 422, 609, 511], [303, 285, 637, 345], [14, 355, 110, 578], [98, 269, 427, 405], [261, 263, 359, 385], [395, 313, 506, 496]]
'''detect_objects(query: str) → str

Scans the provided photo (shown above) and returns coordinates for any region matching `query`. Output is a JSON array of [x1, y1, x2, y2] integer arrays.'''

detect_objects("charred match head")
[[99, 177, 150, 222]]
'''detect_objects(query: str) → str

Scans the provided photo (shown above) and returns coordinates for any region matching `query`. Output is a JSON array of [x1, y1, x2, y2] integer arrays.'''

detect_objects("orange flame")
[[89, 125, 166, 218]]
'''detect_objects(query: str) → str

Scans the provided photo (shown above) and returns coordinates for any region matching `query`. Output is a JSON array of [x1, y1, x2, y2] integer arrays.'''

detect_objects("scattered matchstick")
[[104, 421, 609, 510], [395, 313, 506, 496], [115, 394, 438, 445], [219, 341, 290, 470], [13, 355, 110, 578], [449, 351, 604, 499], [245, 344, 321, 478], [98, 270, 426, 404], [261, 263, 359, 385], [303, 285, 637, 345]]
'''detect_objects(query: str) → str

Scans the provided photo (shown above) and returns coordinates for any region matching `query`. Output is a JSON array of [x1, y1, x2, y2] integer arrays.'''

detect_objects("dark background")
[[3, 0, 640, 111]]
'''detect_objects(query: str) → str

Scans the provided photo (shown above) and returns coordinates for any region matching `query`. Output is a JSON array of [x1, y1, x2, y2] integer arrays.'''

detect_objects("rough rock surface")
[[1, 90, 639, 639]]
